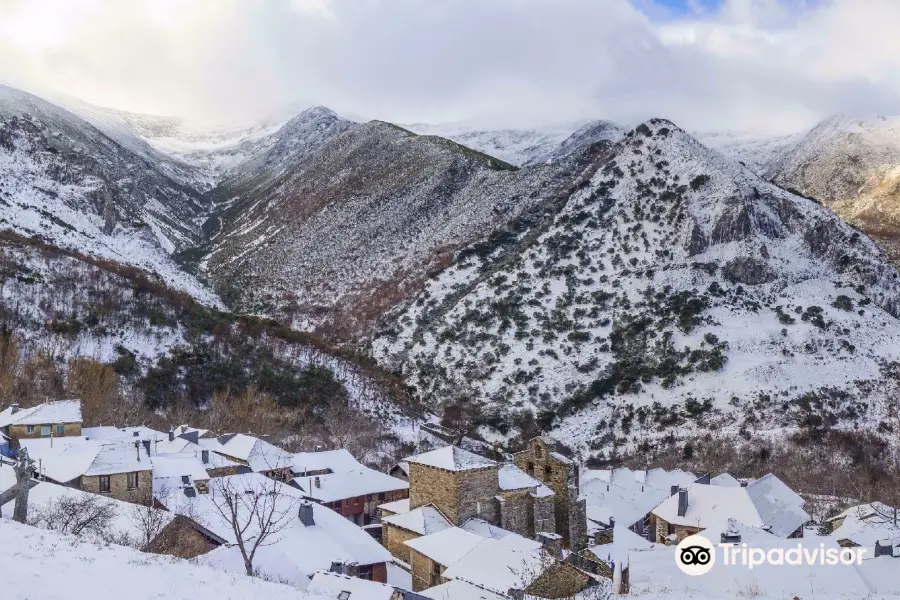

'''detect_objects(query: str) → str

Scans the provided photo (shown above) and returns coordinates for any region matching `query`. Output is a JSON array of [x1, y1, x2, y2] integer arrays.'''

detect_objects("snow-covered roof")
[[153, 437, 241, 470], [498, 464, 542, 491], [440, 534, 544, 594], [197, 545, 310, 589], [652, 484, 764, 530], [627, 536, 873, 599], [460, 518, 516, 541], [831, 503, 900, 548], [382, 505, 453, 536], [0, 400, 82, 427], [587, 522, 659, 567], [0, 518, 318, 600], [308, 572, 395, 600], [419, 579, 506, 600], [150, 454, 209, 479], [404, 527, 488, 567], [0, 480, 173, 545], [82, 426, 165, 442], [0, 462, 17, 495], [202, 434, 292, 472], [378, 497, 410, 515], [710, 473, 741, 487], [581, 469, 691, 530], [292, 449, 363, 475], [173, 424, 211, 438], [35, 440, 152, 483], [20, 436, 91, 461], [744, 473, 809, 537], [405, 446, 497, 472], [855, 556, 900, 595], [291, 468, 408, 503], [166, 473, 391, 573]]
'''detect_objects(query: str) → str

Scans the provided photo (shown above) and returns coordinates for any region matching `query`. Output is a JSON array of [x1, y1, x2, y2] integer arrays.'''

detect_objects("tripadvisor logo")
[[674, 533, 869, 576], [676, 534, 716, 576]]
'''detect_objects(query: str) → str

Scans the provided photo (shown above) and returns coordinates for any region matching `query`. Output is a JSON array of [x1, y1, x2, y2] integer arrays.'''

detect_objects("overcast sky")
[[0, 0, 898, 132]]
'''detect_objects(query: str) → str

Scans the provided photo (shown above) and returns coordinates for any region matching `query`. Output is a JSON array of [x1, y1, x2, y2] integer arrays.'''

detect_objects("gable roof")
[[164, 473, 391, 573], [35, 440, 152, 483], [405, 446, 497, 472], [292, 449, 363, 475], [382, 504, 453, 536], [419, 579, 506, 600], [201, 434, 292, 472], [291, 468, 408, 503], [709, 473, 741, 487], [404, 527, 488, 567], [744, 473, 809, 537], [651, 478, 808, 537], [831, 503, 900, 547], [81, 426, 165, 442], [0, 400, 82, 428], [440, 535, 544, 594]]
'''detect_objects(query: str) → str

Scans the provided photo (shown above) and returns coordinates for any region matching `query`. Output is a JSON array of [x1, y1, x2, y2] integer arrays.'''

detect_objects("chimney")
[[169, 430, 175, 442], [609, 516, 615, 529], [10, 403, 19, 414], [677, 489, 688, 517], [314, 476, 321, 489], [536, 531, 563, 558], [740, 480, 748, 488], [329, 562, 350, 575], [670, 485, 679, 496], [135, 441, 141, 462], [201, 450, 209, 464], [298, 501, 315, 526]]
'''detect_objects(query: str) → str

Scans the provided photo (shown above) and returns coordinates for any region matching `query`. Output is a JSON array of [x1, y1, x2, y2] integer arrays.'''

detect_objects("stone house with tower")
[[513, 436, 587, 550]]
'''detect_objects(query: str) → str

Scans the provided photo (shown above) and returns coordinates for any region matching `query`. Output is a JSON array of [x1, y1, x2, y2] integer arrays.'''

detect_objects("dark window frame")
[[99, 476, 111, 493]]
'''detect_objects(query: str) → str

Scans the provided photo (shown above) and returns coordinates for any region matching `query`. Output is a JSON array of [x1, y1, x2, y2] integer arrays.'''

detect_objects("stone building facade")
[[143, 515, 227, 559], [513, 436, 587, 550], [654, 516, 700, 544], [79, 469, 153, 505], [408, 461, 499, 525]]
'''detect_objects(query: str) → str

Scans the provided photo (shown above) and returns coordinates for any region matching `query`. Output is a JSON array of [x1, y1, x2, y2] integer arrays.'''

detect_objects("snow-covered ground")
[[0, 518, 327, 600]]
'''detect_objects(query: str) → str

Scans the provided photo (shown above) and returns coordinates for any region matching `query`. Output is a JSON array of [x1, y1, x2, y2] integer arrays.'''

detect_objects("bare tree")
[[28, 493, 121, 543], [207, 476, 298, 576], [127, 483, 172, 550], [440, 394, 484, 446], [0, 327, 19, 405]]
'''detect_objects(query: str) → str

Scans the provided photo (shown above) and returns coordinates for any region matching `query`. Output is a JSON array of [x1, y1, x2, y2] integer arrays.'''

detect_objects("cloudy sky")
[[0, 0, 898, 133]]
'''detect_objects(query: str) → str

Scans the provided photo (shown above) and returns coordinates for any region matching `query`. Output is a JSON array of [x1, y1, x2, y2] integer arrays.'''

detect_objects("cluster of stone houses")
[[3, 398, 898, 599]]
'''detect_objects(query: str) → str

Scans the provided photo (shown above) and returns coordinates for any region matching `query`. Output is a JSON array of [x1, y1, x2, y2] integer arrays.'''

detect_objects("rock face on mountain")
[[539, 120, 625, 165], [198, 117, 589, 338], [767, 115, 900, 262], [0, 85, 217, 303], [374, 119, 900, 453]]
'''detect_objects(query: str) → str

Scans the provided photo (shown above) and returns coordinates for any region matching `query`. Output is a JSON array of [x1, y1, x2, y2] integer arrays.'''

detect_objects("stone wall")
[[498, 490, 531, 538], [80, 471, 151, 504], [409, 463, 460, 522], [533, 493, 556, 536], [409, 462, 499, 526], [383, 522, 419, 562], [409, 547, 445, 591], [145, 516, 221, 559], [8, 422, 81, 442], [654, 517, 700, 543], [513, 437, 584, 549]]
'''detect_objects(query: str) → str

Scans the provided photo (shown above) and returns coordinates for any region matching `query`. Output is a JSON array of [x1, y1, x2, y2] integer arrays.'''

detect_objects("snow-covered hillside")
[[767, 114, 900, 262], [374, 119, 900, 454], [0, 85, 219, 305], [199, 118, 587, 339], [695, 129, 799, 175]]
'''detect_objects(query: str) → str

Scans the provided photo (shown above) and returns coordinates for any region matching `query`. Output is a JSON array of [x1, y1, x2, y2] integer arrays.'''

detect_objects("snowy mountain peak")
[[374, 115, 900, 454]]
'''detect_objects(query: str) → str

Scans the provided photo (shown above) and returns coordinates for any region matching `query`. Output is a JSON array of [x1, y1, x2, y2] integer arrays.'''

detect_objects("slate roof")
[[382, 505, 453, 536], [0, 400, 82, 427], [405, 446, 497, 472], [291, 468, 408, 503]]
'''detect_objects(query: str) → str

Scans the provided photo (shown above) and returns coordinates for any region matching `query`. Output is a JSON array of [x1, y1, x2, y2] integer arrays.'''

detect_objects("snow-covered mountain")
[[695, 129, 800, 175], [0, 85, 218, 304], [197, 116, 592, 339], [767, 114, 900, 262], [373, 119, 900, 455], [404, 121, 586, 167]]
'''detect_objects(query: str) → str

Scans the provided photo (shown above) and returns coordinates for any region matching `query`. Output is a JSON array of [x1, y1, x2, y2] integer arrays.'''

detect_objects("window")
[[40, 425, 50, 437], [544, 465, 552, 478], [26, 425, 34, 435], [526, 462, 535, 476], [99, 476, 111, 493], [127, 472, 139, 490], [56, 424, 65, 436], [377, 492, 385, 502], [534, 445, 542, 458]]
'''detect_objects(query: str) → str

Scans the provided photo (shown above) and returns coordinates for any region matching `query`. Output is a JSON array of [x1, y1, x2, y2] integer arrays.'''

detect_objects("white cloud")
[[0, 0, 897, 132]]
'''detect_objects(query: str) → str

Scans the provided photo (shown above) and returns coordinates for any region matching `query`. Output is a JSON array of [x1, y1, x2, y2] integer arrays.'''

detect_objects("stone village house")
[[0, 400, 83, 456]]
